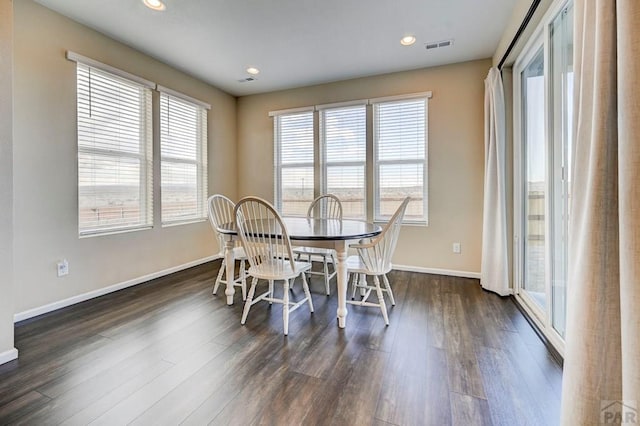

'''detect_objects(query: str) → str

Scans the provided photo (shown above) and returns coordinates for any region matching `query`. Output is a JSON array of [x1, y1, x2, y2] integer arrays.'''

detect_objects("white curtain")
[[561, 0, 640, 424], [480, 67, 510, 296]]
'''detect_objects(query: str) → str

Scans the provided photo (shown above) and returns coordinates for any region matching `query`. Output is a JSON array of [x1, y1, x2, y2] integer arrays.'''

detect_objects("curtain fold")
[[561, 0, 640, 424], [480, 67, 510, 296], [616, 0, 640, 410]]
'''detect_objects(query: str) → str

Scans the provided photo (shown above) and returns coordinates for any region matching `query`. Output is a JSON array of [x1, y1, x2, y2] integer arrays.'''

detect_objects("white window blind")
[[320, 105, 366, 219], [373, 97, 428, 223], [76, 62, 153, 236], [160, 91, 208, 225], [274, 111, 315, 216]]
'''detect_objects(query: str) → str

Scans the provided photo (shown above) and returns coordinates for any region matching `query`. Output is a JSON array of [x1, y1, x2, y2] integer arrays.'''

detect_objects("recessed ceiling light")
[[400, 35, 416, 46], [246, 67, 260, 75], [143, 0, 166, 11]]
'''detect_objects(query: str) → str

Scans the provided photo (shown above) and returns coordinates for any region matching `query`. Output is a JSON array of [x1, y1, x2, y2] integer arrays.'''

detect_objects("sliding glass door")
[[521, 47, 547, 314], [549, 4, 573, 338], [514, 0, 573, 352]]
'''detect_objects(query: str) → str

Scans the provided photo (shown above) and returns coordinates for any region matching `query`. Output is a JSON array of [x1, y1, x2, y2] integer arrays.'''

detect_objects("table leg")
[[335, 242, 348, 328], [224, 238, 236, 305]]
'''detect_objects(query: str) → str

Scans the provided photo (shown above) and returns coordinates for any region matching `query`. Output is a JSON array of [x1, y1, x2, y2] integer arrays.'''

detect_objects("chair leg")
[[351, 273, 358, 300], [360, 274, 373, 303], [283, 279, 290, 336], [240, 260, 247, 301], [359, 274, 367, 297], [241, 277, 258, 325], [329, 252, 337, 293], [293, 253, 301, 289], [301, 272, 314, 313], [323, 255, 330, 296], [268, 280, 274, 305], [213, 258, 226, 295], [374, 276, 389, 326], [330, 252, 337, 275], [382, 274, 395, 306]]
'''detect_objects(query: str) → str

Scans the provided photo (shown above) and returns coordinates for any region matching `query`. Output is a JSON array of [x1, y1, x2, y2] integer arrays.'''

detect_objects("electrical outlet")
[[57, 259, 69, 277], [452, 243, 461, 254]]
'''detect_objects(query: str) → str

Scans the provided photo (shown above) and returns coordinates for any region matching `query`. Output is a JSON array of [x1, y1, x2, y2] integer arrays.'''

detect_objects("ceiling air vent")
[[237, 77, 257, 83], [425, 39, 454, 50]]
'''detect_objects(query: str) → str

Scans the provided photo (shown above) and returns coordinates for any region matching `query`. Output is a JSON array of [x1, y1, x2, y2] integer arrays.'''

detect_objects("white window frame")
[[371, 93, 431, 224], [514, 34, 549, 334], [158, 86, 210, 226], [271, 107, 315, 214], [68, 52, 155, 237], [318, 101, 368, 220], [270, 94, 431, 224]]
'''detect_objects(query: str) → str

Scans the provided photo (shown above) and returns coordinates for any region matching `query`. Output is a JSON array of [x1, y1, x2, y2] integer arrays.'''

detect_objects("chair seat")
[[248, 259, 312, 281], [346, 255, 392, 276]]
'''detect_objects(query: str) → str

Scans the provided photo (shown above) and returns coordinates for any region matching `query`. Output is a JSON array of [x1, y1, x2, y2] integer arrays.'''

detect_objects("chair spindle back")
[[234, 197, 296, 276], [356, 197, 410, 274], [307, 194, 343, 220]]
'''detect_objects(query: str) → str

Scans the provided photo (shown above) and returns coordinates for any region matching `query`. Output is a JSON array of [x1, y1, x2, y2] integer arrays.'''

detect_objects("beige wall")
[[12, 0, 237, 313], [9, 0, 494, 321], [0, 0, 15, 358], [237, 59, 489, 274]]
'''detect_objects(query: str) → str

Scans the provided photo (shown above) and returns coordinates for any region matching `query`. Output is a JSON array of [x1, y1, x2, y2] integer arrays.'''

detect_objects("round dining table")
[[217, 217, 382, 328]]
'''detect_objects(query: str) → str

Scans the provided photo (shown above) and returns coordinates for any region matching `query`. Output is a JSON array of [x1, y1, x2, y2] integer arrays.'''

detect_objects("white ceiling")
[[35, 0, 516, 97]]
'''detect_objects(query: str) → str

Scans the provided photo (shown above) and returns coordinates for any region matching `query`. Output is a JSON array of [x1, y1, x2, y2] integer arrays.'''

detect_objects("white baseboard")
[[13, 255, 221, 323], [12, 256, 477, 323], [392, 264, 481, 279], [0, 347, 18, 365]]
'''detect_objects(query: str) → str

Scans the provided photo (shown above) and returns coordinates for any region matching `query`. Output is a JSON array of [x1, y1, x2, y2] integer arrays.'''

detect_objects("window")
[[273, 109, 314, 216], [373, 97, 428, 223], [319, 104, 367, 219], [75, 59, 153, 236], [159, 88, 209, 225], [272, 94, 430, 223]]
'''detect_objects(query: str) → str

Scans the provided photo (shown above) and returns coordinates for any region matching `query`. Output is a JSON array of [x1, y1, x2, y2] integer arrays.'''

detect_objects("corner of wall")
[[0, 0, 17, 363]]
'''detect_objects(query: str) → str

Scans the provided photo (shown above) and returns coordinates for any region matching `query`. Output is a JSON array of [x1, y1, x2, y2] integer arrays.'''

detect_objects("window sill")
[[79, 225, 153, 239], [373, 220, 428, 227]]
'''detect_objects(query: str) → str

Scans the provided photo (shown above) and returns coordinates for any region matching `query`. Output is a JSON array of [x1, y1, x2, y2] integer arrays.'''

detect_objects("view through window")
[[273, 94, 429, 223], [320, 105, 367, 219], [76, 63, 153, 236], [160, 92, 208, 225], [373, 98, 428, 222], [273, 110, 315, 216]]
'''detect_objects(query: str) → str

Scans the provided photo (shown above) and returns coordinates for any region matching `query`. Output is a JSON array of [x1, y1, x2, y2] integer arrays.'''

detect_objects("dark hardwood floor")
[[0, 261, 562, 425]]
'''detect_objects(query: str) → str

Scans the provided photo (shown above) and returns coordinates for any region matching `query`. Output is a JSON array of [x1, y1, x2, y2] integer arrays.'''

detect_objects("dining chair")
[[346, 197, 410, 325], [235, 196, 314, 335], [293, 194, 343, 296], [208, 194, 248, 300]]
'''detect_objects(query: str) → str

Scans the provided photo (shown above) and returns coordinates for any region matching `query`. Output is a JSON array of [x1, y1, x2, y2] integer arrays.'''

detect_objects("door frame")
[[512, 0, 571, 357]]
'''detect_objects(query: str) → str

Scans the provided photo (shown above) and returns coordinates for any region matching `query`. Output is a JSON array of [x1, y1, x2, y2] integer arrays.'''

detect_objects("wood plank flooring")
[[0, 261, 563, 425]]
